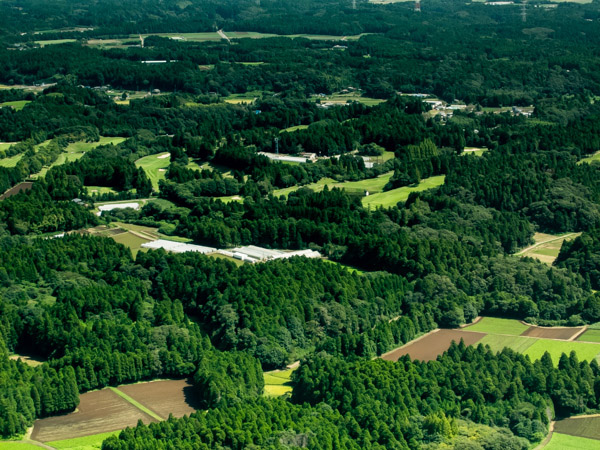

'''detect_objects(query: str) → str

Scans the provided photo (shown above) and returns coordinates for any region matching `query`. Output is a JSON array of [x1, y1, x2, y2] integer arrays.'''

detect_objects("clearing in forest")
[[464, 317, 529, 335], [361, 175, 446, 208], [381, 329, 486, 362], [545, 432, 600, 449], [554, 416, 600, 441], [30, 388, 157, 443], [516, 232, 580, 265], [0, 182, 33, 200], [0, 100, 31, 111]]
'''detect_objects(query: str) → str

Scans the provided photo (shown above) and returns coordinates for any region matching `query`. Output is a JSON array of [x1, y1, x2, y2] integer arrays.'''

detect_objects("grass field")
[[47, 431, 119, 450], [281, 124, 309, 133], [134, 152, 170, 190], [477, 335, 536, 354], [34, 39, 77, 46], [517, 232, 581, 265], [0, 153, 24, 168], [579, 151, 600, 164], [0, 100, 31, 111], [85, 186, 118, 195], [273, 172, 394, 198], [9, 354, 45, 367], [362, 175, 445, 208], [524, 339, 600, 364], [545, 433, 600, 450], [578, 329, 600, 343], [223, 91, 265, 104], [465, 317, 529, 335], [264, 369, 294, 397], [462, 147, 487, 157], [0, 142, 16, 152], [0, 443, 42, 449], [226, 31, 370, 41], [316, 92, 385, 106]]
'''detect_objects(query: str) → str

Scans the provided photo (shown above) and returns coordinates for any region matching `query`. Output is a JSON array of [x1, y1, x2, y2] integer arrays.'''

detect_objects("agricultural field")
[[516, 232, 581, 265], [545, 433, 600, 450], [223, 91, 265, 104], [34, 39, 77, 46], [8, 354, 45, 367], [30, 389, 157, 443], [462, 147, 487, 157], [316, 92, 386, 106], [578, 329, 600, 343], [117, 379, 201, 419], [553, 416, 600, 441], [362, 175, 446, 208], [465, 317, 529, 335], [381, 329, 486, 362], [0, 142, 16, 152], [477, 335, 535, 354], [263, 369, 294, 397], [281, 124, 309, 133], [134, 152, 170, 190], [139, 32, 222, 42], [0, 182, 33, 200], [0, 443, 42, 449], [47, 431, 119, 450], [0, 100, 31, 111]]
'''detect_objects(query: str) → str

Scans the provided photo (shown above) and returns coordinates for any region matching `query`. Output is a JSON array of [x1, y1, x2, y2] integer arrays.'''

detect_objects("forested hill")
[[1, 0, 600, 448]]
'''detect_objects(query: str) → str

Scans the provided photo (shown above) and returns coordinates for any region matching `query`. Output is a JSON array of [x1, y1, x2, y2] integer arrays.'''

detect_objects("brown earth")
[[30, 388, 157, 442], [381, 329, 486, 362], [118, 379, 202, 419], [554, 416, 600, 440], [0, 182, 33, 200], [521, 325, 584, 340]]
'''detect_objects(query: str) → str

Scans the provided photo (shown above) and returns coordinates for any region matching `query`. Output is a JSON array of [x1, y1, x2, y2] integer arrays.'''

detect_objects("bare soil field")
[[381, 329, 486, 362], [554, 416, 600, 440], [0, 182, 33, 200], [118, 379, 202, 419], [521, 325, 584, 340], [30, 388, 157, 442]]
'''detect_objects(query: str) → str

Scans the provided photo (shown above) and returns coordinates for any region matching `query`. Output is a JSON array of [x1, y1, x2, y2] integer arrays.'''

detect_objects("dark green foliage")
[[555, 231, 600, 291]]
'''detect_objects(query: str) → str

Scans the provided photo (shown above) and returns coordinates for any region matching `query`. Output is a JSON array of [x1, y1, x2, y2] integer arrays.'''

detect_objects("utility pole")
[[274, 137, 279, 155]]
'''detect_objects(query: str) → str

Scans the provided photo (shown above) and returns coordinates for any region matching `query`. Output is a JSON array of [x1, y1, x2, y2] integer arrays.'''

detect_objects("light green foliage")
[[545, 433, 600, 450], [273, 172, 394, 198], [48, 431, 119, 450], [0, 443, 43, 449], [362, 175, 446, 208], [466, 317, 529, 335], [34, 39, 77, 46], [478, 335, 536, 354], [0, 101, 31, 111], [0, 154, 23, 168], [579, 151, 600, 164], [264, 369, 294, 397]]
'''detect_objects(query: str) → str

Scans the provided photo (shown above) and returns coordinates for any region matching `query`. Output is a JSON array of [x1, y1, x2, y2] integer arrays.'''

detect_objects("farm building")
[[141, 239, 216, 254], [258, 152, 311, 164], [97, 202, 140, 216], [228, 245, 322, 263]]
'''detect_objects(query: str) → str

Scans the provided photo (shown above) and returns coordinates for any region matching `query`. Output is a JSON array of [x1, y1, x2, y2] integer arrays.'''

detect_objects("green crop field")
[[47, 431, 119, 450], [554, 416, 600, 440], [477, 335, 536, 354], [545, 433, 600, 449], [362, 175, 446, 208], [264, 368, 294, 397], [281, 124, 309, 133], [0, 153, 24, 168], [134, 152, 171, 190], [578, 329, 600, 343], [524, 339, 600, 365], [0, 100, 31, 111], [465, 317, 529, 335]]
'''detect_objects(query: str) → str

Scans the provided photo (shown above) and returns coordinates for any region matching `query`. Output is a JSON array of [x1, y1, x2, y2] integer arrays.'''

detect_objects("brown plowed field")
[[31, 388, 157, 442], [0, 182, 33, 200], [118, 379, 202, 419], [381, 329, 486, 362], [521, 326, 584, 340]]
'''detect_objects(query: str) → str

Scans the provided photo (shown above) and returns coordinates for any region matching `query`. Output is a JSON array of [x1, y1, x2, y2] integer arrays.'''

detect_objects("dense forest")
[[1, 0, 600, 448]]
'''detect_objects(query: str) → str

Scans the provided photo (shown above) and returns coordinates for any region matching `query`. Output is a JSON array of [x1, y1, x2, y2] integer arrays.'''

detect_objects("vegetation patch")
[[577, 329, 600, 343], [464, 317, 529, 335], [48, 431, 119, 450], [264, 369, 294, 397], [0, 101, 31, 111], [0, 153, 24, 168], [517, 232, 581, 265]]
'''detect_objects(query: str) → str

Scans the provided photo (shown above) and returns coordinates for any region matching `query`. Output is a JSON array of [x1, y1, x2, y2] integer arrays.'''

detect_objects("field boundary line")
[[379, 328, 440, 359], [569, 326, 589, 341], [109, 387, 164, 421]]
